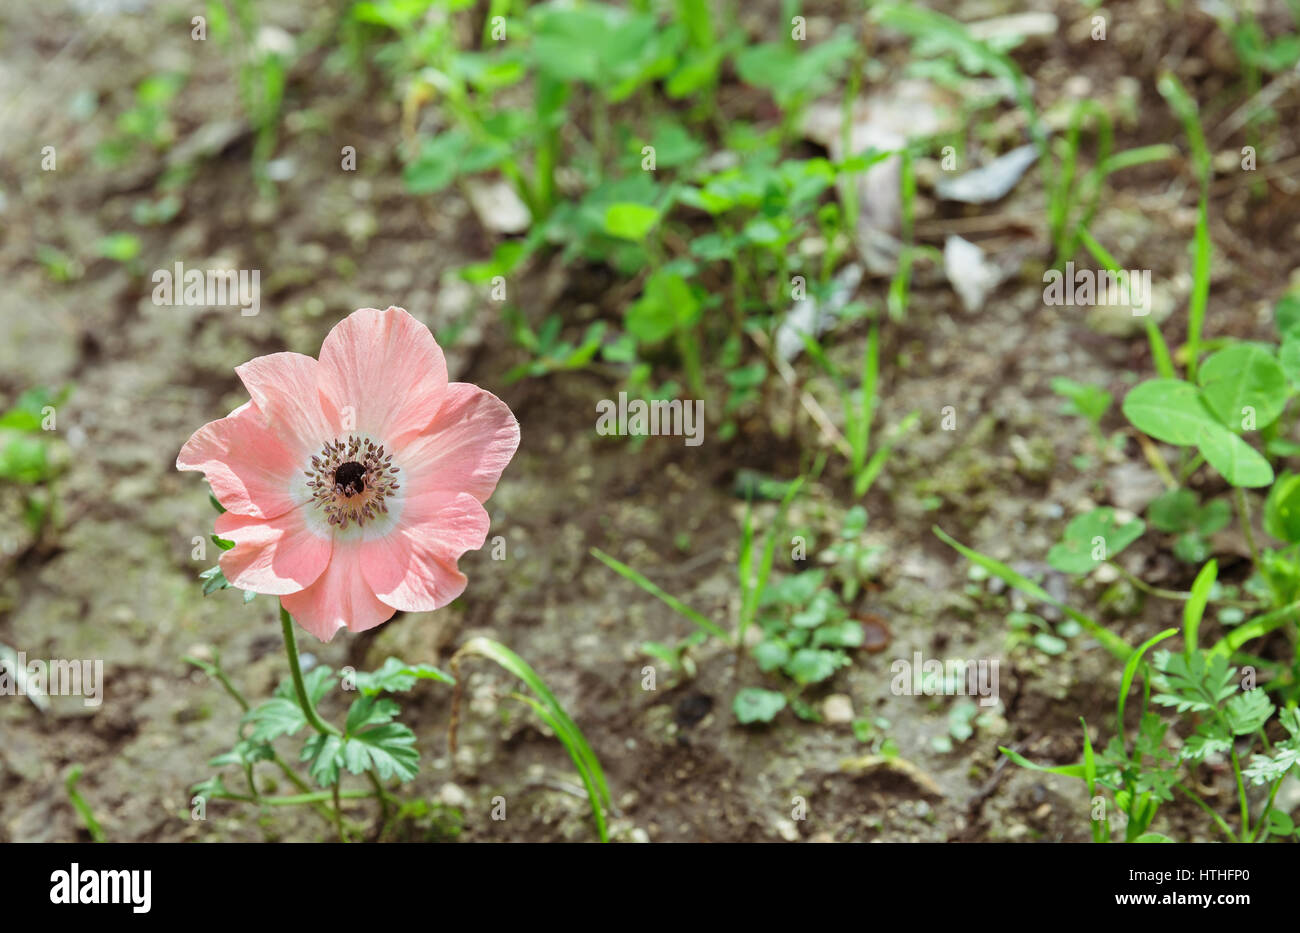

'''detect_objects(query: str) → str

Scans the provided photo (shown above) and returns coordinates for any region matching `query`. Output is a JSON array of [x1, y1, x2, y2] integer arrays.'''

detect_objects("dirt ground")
[[2, 0, 1298, 842]]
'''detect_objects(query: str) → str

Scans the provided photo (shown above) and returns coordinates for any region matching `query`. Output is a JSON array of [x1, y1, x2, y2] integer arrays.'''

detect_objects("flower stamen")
[[303, 436, 399, 528]]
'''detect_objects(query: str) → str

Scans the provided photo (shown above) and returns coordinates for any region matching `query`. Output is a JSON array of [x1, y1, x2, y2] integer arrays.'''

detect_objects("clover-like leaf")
[[732, 687, 787, 724], [1264, 472, 1300, 543], [1196, 421, 1274, 488], [784, 648, 847, 686], [1197, 343, 1288, 431], [1047, 507, 1145, 574], [1122, 378, 1218, 445]]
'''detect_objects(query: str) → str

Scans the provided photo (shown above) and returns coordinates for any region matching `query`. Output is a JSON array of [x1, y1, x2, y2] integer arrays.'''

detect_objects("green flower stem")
[[184, 654, 250, 713], [186, 652, 339, 827], [1235, 488, 1261, 568], [1249, 778, 1282, 843], [1109, 563, 1190, 601], [1230, 748, 1250, 840], [1174, 781, 1237, 841], [1106, 564, 1260, 611], [208, 789, 377, 806], [280, 606, 341, 737]]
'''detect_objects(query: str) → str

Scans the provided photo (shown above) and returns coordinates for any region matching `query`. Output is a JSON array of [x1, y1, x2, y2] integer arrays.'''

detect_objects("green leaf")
[[243, 697, 308, 743], [342, 723, 419, 783], [733, 687, 787, 724], [199, 564, 232, 595], [1133, 832, 1174, 842], [344, 694, 400, 734], [1047, 507, 1145, 574], [1264, 472, 1300, 543], [1051, 377, 1112, 424], [784, 648, 846, 685], [353, 657, 454, 695], [1033, 632, 1068, 655], [274, 664, 335, 707], [1121, 378, 1218, 445], [1146, 488, 1199, 533], [812, 619, 865, 649], [1276, 291, 1300, 338], [301, 733, 345, 787], [624, 271, 698, 343], [1278, 333, 1300, 390], [603, 202, 661, 241], [933, 526, 1132, 660], [404, 131, 508, 194], [1196, 343, 1288, 431], [96, 232, 141, 262], [1225, 689, 1274, 735], [1196, 421, 1274, 488], [753, 639, 790, 672]]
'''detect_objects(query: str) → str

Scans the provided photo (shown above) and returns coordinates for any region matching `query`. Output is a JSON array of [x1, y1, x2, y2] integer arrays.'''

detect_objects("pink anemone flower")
[[178, 306, 519, 641]]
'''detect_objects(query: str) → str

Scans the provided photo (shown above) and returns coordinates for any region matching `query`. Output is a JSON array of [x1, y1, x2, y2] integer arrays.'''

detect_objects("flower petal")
[[360, 491, 489, 612], [399, 383, 520, 502], [317, 307, 448, 449], [281, 537, 396, 641], [177, 402, 305, 519], [215, 508, 332, 595], [235, 352, 339, 459]]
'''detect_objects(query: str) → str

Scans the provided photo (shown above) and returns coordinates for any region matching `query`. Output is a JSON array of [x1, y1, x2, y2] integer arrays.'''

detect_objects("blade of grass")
[[1158, 72, 1211, 381], [451, 637, 611, 842], [1117, 628, 1178, 734], [1183, 559, 1217, 659], [1209, 599, 1300, 658], [933, 526, 1132, 660], [65, 765, 106, 843], [854, 409, 919, 497], [512, 694, 607, 842], [591, 547, 729, 640], [1079, 717, 1108, 842], [998, 746, 1087, 778], [854, 322, 880, 474], [1079, 227, 1175, 379]]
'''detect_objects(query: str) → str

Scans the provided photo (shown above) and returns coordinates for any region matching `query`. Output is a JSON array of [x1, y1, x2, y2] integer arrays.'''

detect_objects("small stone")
[[775, 819, 801, 842], [822, 694, 855, 724], [438, 783, 469, 808]]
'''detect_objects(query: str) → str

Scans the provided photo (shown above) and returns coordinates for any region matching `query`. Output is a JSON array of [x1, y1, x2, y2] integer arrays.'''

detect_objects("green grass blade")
[[854, 409, 919, 497], [999, 746, 1087, 778], [854, 323, 880, 473], [591, 547, 729, 640], [933, 526, 1132, 660], [65, 764, 106, 843], [1183, 559, 1217, 659], [1209, 599, 1300, 658], [1079, 227, 1174, 378], [1158, 72, 1211, 381], [457, 637, 611, 840], [1102, 144, 1178, 175], [513, 694, 607, 842], [1117, 628, 1178, 734]]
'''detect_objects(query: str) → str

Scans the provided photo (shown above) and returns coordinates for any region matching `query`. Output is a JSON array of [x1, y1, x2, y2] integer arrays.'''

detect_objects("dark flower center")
[[303, 436, 401, 529], [334, 461, 367, 496]]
